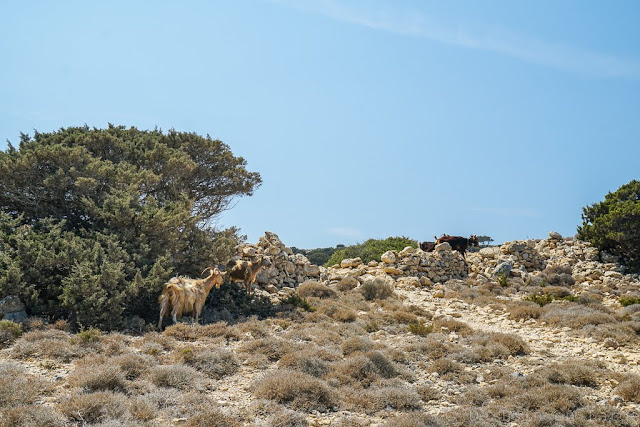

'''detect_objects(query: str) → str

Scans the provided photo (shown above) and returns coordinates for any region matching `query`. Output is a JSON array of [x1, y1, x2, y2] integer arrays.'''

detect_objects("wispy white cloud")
[[327, 226, 365, 240], [470, 207, 541, 218], [271, 0, 640, 79]]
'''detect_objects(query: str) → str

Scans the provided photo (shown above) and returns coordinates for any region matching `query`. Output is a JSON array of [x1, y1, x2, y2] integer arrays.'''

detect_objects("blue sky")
[[1, 0, 639, 248]]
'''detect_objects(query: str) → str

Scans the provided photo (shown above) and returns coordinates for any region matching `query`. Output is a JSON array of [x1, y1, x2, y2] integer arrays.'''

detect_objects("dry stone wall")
[[236, 231, 640, 298]]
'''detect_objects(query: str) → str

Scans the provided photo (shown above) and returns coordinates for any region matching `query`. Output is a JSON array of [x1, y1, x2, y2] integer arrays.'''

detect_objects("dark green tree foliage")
[[325, 237, 417, 266], [577, 180, 640, 272], [291, 247, 338, 266], [0, 125, 261, 329]]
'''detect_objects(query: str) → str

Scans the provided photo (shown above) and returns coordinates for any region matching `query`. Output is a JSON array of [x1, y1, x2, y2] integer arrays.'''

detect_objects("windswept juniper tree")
[[577, 180, 640, 273], [0, 125, 261, 329]]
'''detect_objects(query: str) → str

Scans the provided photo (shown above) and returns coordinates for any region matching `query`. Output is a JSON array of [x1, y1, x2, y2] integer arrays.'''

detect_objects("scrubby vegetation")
[[578, 179, 640, 272], [1, 266, 637, 426], [0, 125, 261, 329]]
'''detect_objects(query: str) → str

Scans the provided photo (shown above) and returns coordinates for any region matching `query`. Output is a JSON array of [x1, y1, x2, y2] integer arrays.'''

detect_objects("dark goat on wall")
[[435, 234, 479, 258]]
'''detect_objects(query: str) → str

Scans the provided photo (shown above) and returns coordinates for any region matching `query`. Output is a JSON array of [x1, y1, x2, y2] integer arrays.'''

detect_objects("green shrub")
[[0, 320, 22, 346], [577, 180, 640, 272], [325, 237, 417, 266], [408, 320, 433, 336], [292, 246, 338, 266], [71, 327, 103, 345], [620, 296, 640, 307], [279, 294, 316, 312], [0, 126, 260, 329]]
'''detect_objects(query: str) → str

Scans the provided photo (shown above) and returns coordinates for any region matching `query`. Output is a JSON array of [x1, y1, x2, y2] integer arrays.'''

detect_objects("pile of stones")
[[232, 232, 325, 292], [326, 242, 468, 288]]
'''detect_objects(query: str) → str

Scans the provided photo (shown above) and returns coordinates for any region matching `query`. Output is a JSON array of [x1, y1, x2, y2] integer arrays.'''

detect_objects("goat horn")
[[201, 267, 214, 277]]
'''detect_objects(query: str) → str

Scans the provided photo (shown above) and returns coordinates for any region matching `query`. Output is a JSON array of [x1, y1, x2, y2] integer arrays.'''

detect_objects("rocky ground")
[[1, 233, 639, 426]]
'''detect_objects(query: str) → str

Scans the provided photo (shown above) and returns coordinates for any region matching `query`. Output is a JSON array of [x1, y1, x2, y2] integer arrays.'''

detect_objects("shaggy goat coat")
[[227, 255, 271, 294], [158, 267, 224, 329]]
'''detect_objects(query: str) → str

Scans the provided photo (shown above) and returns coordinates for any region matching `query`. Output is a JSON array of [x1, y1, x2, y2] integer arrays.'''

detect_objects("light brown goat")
[[227, 255, 272, 294], [158, 267, 224, 329]]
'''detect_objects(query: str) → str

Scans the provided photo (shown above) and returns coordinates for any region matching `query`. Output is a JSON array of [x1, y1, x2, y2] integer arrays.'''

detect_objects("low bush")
[[508, 301, 542, 321], [57, 391, 129, 424], [337, 277, 359, 292], [432, 318, 474, 336], [408, 320, 433, 336], [615, 374, 640, 403], [266, 408, 310, 427], [128, 396, 156, 422], [540, 303, 617, 329], [10, 329, 81, 362], [253, 370, 336, 411], [149, 365, 200, 389], [239, 337, 300, 362], [297, 281, 336, 299], [0, 363, 54, 408], [542, 360, 600, 387], [541, 265, 575, 287], [317, 301, 357, 322], [344, 385, 422, 413], [359, 277, 394, 301], [0, 406, 66, 427], [187, 348, 239, 379], [184, 409, 243, 427], [112, 352, 153, 380], [620, 296, 640, 307], [341, 336, 375, 355], [279, 351, 329, 378], [67, 358, 127, 392], [279, 294, 316, 312]]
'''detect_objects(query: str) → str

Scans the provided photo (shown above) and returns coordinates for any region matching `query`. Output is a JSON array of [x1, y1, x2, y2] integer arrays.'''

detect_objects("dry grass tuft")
[[341, 336, 375, 355], [279, 351, 329, 378], [360, 277, 394, 301], [508, 301, 542, 321], [297, 281, 337, 299], [540, 303, 616, 329], [432, 318, 474, 336], [384, 412, 443, 426], [615, 374, 640, 403], [253, 370, 336, 412], [67, 357, 127, 392], [149, 364, 201, 389], [343, 385, 422, 413], [266, 409, 310, 427], [232, 318, 270, 339], [10, 329, 81, 362], [0, 362, 54, 408], [239, 337, 300, 362], [0, 405, 66, 427], [184, 409, 243, 427], [337, 277, 359, 292], [128, 396, 156, 422], [542, 359, 601, 387], [57, 391, 129, 424], [187, 348, 239, 379]]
